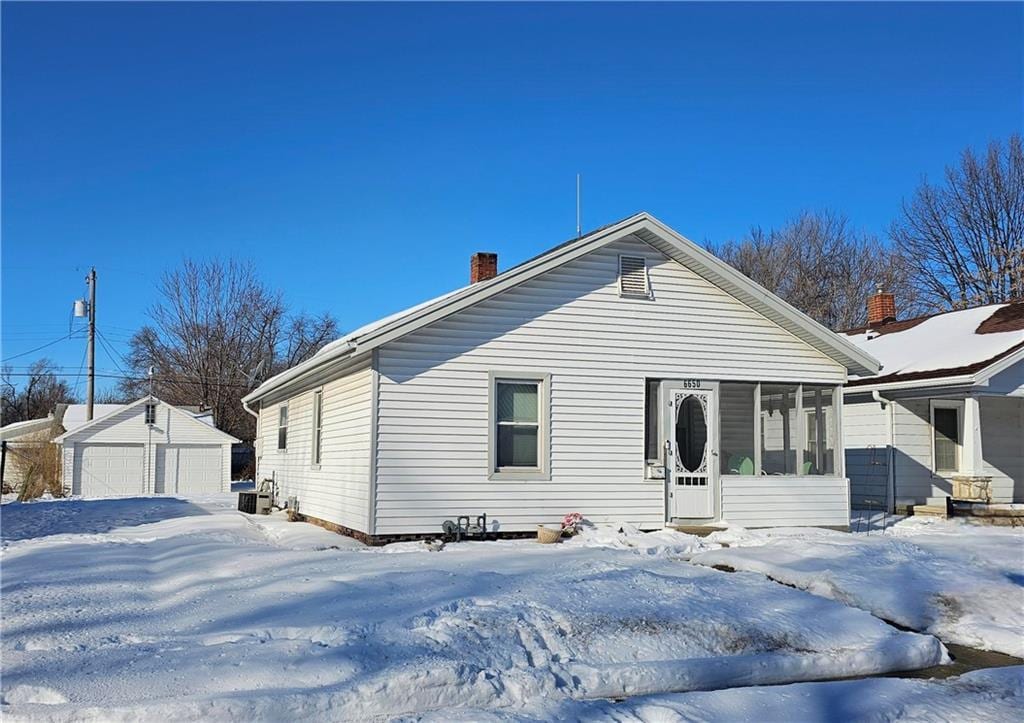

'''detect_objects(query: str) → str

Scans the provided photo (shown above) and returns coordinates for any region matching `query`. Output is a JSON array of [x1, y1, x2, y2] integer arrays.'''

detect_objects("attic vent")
[[618, 255, 650, 297]]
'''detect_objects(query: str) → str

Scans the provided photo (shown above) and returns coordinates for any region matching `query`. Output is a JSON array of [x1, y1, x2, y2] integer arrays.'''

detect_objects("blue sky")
[[2, 2, 1021, 394]]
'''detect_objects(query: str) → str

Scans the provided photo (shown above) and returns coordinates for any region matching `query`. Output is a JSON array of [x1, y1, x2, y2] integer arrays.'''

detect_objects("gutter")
[[242, 341, 356, 405], [846, 373, 979, 395]]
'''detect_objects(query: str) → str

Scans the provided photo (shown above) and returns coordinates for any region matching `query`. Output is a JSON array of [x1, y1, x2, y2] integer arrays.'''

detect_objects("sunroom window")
[[802, 385, 836, 475], [720, 383, 756, 475], [760, 384, 798, 475]]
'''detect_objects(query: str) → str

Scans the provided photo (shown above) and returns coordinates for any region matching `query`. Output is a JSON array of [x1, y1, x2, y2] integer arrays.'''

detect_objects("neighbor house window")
[[144, 403, 157, 425], [490, 374, 549, 479], [930, 401, 963, 473], [760, 384, 798, 474], [277, 404, 289, 450], [311, 390, 323, 465], [802, 385, 836, 475], [720, 383, 756, 475]]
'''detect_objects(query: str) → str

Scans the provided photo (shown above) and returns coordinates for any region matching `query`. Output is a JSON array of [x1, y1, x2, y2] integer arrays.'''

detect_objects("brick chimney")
[[867, 288, 897, 326], [470, 252, 498, 284]]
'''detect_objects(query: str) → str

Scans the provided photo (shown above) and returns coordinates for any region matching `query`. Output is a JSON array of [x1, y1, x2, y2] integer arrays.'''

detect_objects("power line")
[[70, 343, 90, 399], [1, 333, 80, 362], [2, 370, 253, 390], [96, 329, 130, 376]]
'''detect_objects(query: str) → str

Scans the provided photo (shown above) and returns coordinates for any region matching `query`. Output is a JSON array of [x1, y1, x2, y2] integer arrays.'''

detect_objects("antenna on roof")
[[576, 173, 582, 239]]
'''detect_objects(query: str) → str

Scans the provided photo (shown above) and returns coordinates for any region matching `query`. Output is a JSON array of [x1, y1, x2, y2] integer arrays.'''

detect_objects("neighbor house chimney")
[[867, 288, 897, 326], [470, 252, 498, 284]]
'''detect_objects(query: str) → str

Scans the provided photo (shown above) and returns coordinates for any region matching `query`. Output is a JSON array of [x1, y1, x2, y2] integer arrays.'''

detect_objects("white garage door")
[[156, 445, 223, 495], [75, 444, 145, 497]]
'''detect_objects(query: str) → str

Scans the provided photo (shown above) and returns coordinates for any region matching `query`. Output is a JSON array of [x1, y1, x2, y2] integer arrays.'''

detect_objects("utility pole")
[[86, 268, 96, 421]]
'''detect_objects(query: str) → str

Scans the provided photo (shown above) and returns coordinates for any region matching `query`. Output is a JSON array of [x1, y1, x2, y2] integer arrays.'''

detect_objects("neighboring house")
[[0, 415, 62, 490], [842, 293, 1024, 511], [53, 396, 239, 497], [242, 213, 879, 541]]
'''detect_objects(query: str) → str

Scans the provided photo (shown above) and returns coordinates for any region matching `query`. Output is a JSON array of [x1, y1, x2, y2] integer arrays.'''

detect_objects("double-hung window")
[[930, 400, 963, 473], [144, 403, 157, 426], [311, 390, 324, 465], [277, 404, 289, 451], [490, 374, 549, 479]]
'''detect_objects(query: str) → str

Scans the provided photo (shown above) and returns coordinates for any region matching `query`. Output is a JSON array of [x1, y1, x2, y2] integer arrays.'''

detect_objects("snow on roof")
[[844, 302, 1024, 385], [312, 286, 468, 361], [60, 404, 126, 433], [0, 416, 56, 440]]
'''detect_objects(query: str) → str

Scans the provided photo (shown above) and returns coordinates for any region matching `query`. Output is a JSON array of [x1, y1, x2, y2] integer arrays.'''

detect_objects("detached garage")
[[54, 396, 239, 497]]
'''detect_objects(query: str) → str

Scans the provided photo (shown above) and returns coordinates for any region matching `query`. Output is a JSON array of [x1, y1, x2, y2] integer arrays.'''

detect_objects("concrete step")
[[912, 504, 949, 518], [925, 496, 951, 508]]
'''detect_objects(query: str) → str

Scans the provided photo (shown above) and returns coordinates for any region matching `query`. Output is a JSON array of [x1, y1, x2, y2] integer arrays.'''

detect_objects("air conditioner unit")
[[238, 491, 272, 515]]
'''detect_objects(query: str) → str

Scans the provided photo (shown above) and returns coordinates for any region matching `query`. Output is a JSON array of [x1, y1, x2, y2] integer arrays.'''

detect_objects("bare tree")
[[712, 210, 919, 330], [121, 259, 338, 440], [1, 358, 78, 424], [891, 134, 1024, 309]]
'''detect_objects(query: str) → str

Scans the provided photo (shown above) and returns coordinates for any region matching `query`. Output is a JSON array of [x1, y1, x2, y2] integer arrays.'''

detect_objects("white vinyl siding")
[[721, 475, 849, 527], [256, 354, 373, 532], [374, 237, 847, 535]]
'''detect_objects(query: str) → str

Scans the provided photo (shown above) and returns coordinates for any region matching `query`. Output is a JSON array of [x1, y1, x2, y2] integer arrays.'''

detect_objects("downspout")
[[242, 398, 260, 487], [872, 390, 896, 514]]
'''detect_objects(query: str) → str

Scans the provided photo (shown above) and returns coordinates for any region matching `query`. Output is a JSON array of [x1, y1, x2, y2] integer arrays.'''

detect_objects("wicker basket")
[[536, 525, 563, 544]]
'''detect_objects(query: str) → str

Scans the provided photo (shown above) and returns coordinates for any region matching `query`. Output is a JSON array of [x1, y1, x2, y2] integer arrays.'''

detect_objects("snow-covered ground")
[[408, 665, 1024, 722], [694, 517, 1024, 657], [0, 495, 963, 721]]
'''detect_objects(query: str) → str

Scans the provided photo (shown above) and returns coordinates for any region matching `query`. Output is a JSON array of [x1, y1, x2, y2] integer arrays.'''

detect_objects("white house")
[[54, 396, 239, 497], [842, 294, 1024, 512], [242, 213, 880, 542]]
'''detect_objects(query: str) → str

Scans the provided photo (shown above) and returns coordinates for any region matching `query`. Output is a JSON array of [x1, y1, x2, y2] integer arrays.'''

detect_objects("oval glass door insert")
[[675, 394, 708, 473]]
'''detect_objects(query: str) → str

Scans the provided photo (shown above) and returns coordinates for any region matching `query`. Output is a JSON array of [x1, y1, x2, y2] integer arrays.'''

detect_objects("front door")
[[663, 381, 717, 520]]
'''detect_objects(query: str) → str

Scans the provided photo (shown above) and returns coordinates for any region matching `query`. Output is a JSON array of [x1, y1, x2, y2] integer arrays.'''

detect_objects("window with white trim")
[[489, 374, 549, 479], [618, 255, 651, 297], [144, 403, 157, 425], [930, 400, 963, 473], [277, 404, 289, 450], [311, 390, 324, 465]]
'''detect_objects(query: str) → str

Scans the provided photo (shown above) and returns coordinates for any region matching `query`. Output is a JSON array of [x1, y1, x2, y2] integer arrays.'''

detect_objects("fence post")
[[1, 440, 7, 490]]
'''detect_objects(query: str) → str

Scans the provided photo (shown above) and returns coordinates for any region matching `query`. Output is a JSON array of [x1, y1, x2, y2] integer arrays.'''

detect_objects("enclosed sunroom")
[[644, 379, 843, 527]]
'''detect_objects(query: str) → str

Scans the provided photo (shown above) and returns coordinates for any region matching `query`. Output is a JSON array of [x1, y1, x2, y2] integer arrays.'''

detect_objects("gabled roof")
[[244, 212, 881, 404], [53, 396, 239, 443], [843, 301, 1024, 390], [59, 402, 217, 433]]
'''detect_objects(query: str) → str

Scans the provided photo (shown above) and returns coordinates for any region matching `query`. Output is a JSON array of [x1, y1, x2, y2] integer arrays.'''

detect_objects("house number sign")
[[680, 379, 702, 389]]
